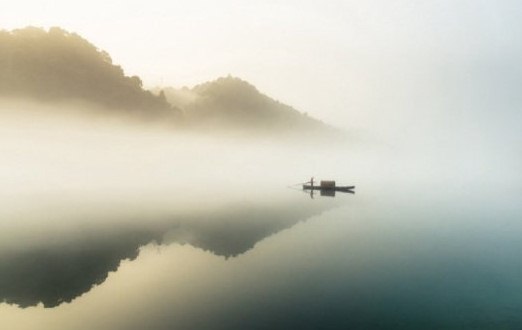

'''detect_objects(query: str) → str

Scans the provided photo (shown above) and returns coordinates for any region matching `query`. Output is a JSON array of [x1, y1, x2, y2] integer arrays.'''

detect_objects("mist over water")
[[1, 1, 521, 327], [0, 97, 520, 329]]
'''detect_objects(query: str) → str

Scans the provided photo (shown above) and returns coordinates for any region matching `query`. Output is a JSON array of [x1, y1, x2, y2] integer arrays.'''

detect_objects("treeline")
[[0, 27, 330, 133], [161, 76, 326, 132], [0, 27, 178, 117]]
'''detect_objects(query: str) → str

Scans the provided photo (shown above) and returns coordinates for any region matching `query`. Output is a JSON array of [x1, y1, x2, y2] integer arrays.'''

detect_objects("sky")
[[1, 0, 521, 133]]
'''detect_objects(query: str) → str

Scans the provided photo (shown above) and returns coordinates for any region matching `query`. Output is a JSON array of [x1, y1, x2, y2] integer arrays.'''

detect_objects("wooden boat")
[[302, 180, 355, 193], [303, 184, 355, 191], [302, 184, 355, 192]]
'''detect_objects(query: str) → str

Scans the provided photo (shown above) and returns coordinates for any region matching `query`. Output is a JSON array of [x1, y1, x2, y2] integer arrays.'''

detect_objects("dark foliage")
[[162, 76, 328, 132], [0, 27, 179, 117]]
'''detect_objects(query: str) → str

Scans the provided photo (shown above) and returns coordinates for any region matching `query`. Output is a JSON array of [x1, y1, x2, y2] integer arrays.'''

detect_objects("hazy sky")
[[2, 0, 521, 131]]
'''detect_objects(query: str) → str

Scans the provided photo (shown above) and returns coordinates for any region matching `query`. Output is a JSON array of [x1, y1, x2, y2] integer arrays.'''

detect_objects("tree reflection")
[[0, 198, 339, 308]]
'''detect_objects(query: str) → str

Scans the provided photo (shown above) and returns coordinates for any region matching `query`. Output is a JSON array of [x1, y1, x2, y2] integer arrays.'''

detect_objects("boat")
[[302, 184, 355, 192], [302, 180, 355, 193]]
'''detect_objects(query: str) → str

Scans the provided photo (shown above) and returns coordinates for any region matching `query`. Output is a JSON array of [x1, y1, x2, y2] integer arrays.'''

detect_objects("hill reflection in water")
[[0, 183, 521, 330], [0, 192, 341, 308]]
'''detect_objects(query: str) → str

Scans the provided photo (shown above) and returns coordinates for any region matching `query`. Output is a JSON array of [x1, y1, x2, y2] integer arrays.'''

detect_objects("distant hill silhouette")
[[0, 27, 332, 133], [0, 27, 179, 118], [161, 76, 328, 132]]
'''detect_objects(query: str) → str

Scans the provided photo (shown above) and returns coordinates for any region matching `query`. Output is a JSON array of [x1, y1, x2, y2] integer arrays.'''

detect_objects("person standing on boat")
[[310, 177, 314, 188]]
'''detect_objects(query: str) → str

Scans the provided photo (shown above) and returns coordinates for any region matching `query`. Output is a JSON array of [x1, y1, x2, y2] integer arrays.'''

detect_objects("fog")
[[1, 96, 518, 211], [0, 99, 349, 252], [4, 1, 521, 130], [1, 88, 520, 327], [2, 1, 522, 327], [1, 97, 519, 253]]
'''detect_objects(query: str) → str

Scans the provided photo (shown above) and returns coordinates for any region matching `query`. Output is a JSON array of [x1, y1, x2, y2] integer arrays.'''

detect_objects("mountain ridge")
[[0, 26, 180, 119], [159, 76, 328, 132], [1, 27, 332, 134]]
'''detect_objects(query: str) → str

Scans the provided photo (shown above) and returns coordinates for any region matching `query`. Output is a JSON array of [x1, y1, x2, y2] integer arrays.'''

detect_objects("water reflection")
[[308, 189, 355, 198], [0, 229, 158, 308], [0, 184, 521, 330], [0, 195, 340, 308]]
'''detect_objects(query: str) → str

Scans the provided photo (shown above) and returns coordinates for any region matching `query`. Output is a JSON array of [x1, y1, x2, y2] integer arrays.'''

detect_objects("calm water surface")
[[0, 179, 520, 330]]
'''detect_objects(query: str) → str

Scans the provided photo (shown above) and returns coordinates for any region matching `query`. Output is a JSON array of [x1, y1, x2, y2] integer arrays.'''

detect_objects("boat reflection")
[[302, 179, 355, 198]]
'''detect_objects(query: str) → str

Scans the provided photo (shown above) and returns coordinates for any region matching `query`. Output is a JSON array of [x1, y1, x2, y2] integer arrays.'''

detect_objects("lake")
[[0, 115, 521, 329]]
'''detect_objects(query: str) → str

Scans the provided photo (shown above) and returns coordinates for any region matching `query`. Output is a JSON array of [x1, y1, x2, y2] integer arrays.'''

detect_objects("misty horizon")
[[1, 2, 521, 329]]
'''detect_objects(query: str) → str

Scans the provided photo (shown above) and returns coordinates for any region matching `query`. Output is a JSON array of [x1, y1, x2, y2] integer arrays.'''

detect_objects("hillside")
[[0, 27, 331, 133], [161, 76, 328, 132], [0, 27, 179, 118]]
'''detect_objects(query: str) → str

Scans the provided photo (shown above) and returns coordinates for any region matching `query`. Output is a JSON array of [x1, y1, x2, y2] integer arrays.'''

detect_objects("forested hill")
[[0, 27, 331, 133], [0, 27, 179, 117], [161, 76, 327, 132]]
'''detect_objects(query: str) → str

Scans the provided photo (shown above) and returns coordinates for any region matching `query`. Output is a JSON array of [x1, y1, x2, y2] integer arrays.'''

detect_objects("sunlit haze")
[[3, 0, 521, 131], [1, 2, 521, 329]]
